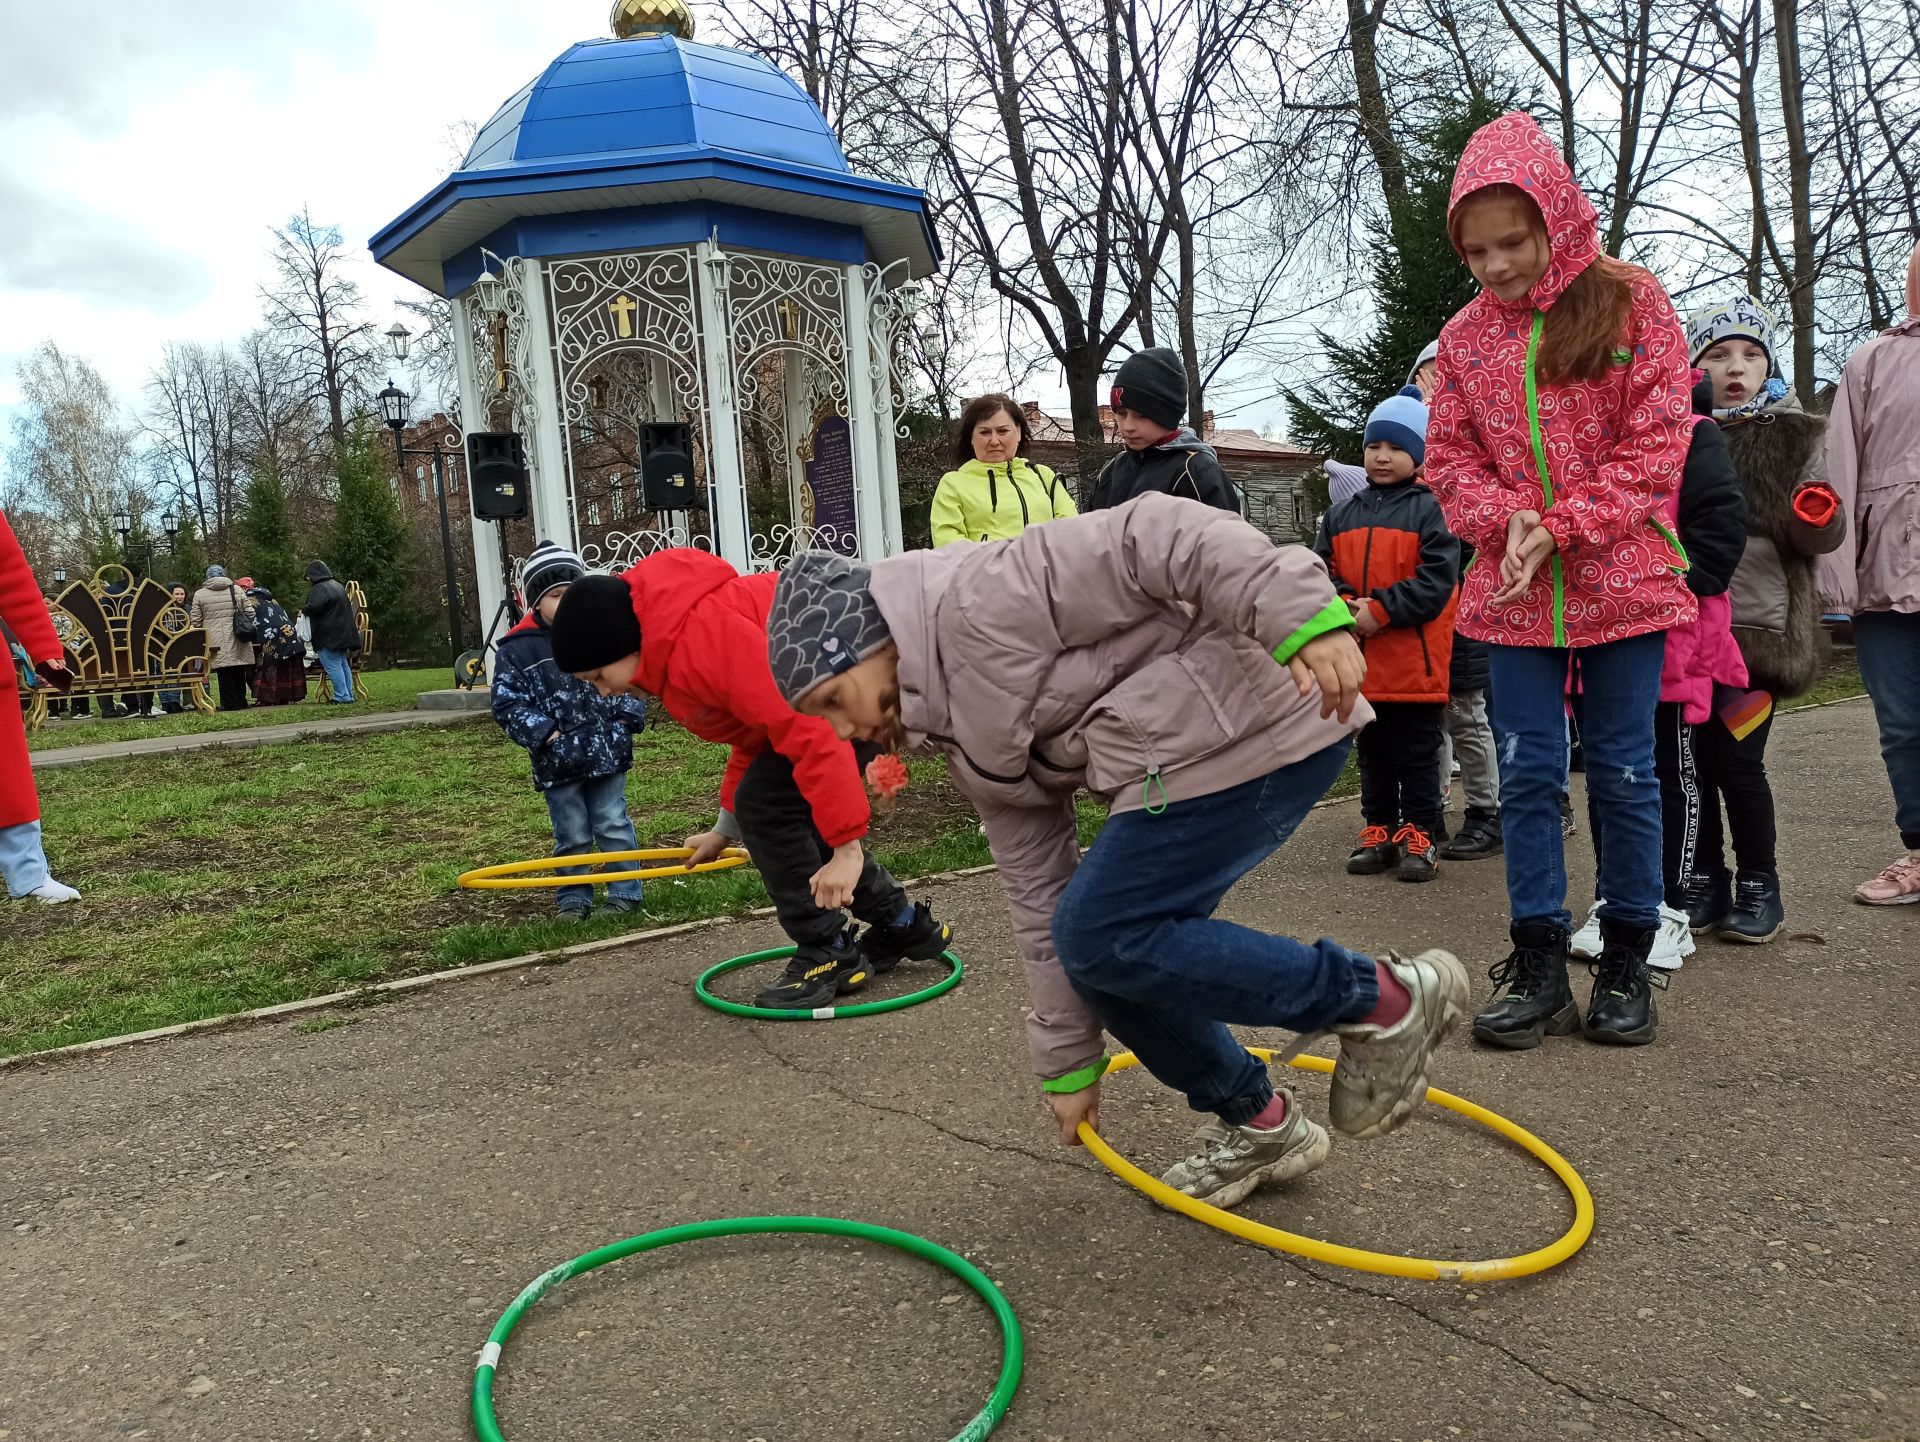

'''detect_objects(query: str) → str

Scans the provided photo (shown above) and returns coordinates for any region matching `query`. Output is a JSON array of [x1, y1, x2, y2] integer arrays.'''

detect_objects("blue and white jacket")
[[490, 614, 648, 791]]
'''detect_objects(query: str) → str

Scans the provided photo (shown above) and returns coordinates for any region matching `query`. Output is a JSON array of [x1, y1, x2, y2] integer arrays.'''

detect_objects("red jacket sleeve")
[[708, 610, 872, 848], [0, 511, 61, 665]]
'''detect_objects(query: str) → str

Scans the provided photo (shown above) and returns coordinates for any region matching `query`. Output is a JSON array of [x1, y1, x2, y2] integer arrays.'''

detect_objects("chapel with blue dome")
[[371, 0, 938, 623]]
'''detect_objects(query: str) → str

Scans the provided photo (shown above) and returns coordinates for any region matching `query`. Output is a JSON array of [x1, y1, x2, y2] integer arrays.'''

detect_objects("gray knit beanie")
[[767, 551, 893, 704]]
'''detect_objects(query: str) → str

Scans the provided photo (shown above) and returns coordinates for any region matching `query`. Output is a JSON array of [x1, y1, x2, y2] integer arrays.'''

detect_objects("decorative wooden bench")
[[28, 566, 213, 730]]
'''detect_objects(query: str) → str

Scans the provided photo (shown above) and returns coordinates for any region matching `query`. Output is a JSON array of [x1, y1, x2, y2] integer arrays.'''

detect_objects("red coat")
[[1427, 111, 1696, 649], [624, 549, 870, 848], [1, 509, 61, 828]]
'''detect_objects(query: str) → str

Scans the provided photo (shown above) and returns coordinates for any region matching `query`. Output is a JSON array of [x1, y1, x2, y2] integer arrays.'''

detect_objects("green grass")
[[5, 717, 1093, 1058], [25, 667, 448, 752], [1790, 649, 1869, 710]]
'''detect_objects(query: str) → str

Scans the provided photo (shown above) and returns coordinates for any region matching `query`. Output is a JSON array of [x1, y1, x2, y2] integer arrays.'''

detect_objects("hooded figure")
[[301, 561, 360, 654], [1426, 112, 1695, 652]]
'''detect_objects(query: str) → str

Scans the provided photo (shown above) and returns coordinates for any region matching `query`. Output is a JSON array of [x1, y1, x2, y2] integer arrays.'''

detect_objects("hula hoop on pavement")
[[1079, 1048, 1593, 1283], [695, 946, 964, 1020], [472, 1215, 1024, 1442], [458, 846, 751, 890]]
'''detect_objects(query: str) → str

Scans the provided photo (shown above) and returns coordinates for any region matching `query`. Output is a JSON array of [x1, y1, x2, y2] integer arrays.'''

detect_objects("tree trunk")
[[1062, 345, 1108, 489], [1347, 0, 1407, 225], [1772, 0, 1817, 401]]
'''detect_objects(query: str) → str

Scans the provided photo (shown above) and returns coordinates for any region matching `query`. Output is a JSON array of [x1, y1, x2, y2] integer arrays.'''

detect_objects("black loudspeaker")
[[468, 432, 530, 521], [640, 423, 696, 511]]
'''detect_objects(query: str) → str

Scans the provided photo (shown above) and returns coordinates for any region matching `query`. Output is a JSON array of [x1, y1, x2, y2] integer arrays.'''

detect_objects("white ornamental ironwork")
[[862, 259, 920, 440]]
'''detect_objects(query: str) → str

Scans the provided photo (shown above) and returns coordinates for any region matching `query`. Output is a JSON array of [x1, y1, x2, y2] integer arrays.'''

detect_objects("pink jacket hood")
[[1448, 111, 1599, 315], [866, 495, 1365, 1082]]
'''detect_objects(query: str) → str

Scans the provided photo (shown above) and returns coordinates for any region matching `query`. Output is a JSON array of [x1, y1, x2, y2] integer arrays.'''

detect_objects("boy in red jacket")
[[551, 551, 951, 1007], [1313, 387, 1461, 883]]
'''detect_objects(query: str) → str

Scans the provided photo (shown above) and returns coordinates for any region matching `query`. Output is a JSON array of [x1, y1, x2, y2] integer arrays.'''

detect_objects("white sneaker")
[[1648, 903, 1695, 971], [28, 879, 81, 904], [1329, 949, 1469, 1140], [1569, 901, 1605, 959]]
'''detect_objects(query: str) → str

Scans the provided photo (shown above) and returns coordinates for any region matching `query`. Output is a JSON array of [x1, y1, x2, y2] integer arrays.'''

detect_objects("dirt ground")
[[2, 699, 1915, 1442]]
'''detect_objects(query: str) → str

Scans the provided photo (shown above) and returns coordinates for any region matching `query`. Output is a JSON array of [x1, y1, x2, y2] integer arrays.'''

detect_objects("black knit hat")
[[550, 573, 641, 674], [1110, 347, 1188, 430]]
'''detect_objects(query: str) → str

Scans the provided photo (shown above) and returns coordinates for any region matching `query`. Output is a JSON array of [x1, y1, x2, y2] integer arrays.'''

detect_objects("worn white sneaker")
[[28, 878, 81, 904], [1647, 904, 1696, 971], [1329, 949, 1469, 1140], [1159, 1097, 1331, 1210], [1569, 901, 1606, 960]]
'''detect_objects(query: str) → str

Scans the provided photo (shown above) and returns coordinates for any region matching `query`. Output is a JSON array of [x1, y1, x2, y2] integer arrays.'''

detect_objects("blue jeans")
[[1050, 741, 1378, 1126], [1854, 611, 1920, 849], [544, 772, 644, 914], [1487, 632, 1665, 931], [0, 820, 52, 898], [317, 648, 355, 702]]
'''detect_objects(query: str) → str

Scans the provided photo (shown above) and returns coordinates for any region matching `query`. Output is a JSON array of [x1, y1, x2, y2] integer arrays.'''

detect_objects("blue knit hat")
[[1363, 386, 1429, 467]]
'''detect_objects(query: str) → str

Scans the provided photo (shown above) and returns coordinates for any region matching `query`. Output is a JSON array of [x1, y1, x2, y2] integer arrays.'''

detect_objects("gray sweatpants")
[[1439, 689, 1500, 815]]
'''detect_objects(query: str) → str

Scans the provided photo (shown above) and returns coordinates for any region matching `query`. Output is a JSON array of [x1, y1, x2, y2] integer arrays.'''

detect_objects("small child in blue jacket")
[[491, 541, 651, 920]]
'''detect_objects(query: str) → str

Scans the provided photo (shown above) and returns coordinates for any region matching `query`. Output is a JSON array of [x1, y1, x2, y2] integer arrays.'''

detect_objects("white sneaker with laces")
[[1570, 901, 1605, 960], [1158, 1096, 1330, 1210], [1329, 949, 1469, 1140], [1648, 904, 1695, 971]]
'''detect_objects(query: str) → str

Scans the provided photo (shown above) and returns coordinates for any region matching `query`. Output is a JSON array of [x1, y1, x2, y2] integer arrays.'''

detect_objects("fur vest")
[[1723, 403, 1831, 697]]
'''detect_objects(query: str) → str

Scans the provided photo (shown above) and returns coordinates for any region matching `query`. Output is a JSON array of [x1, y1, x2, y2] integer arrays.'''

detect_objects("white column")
[[515, 259, 576, 550], [695, 240, 752, 570], [841, 263, 886, 563], [868, 291, 906, 557], [450, 296, 505, 629]]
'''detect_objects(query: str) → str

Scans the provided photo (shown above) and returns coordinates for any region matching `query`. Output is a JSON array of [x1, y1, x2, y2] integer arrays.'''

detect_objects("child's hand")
[[1286, 631, 1366, 724], [809, 840, 865, 910], [1348, 599, 1384, 638], [1493, 521, 1556, 606], [684, 830, 732, 866], [1045, 1083, 1101, 1147]]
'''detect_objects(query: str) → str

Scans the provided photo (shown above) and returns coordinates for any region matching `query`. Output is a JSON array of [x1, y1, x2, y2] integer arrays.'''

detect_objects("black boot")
[[1674, 868, 1732, 933], [754, 928, 872, 1009], [1347, 826, 1399, 876], [1584, 920, 1665, 1045], [860, 901, 953, 974], [1472, 923, 1579, 1050], [1719, 870, 1784, 945], [1438, 808, 1503, 861]]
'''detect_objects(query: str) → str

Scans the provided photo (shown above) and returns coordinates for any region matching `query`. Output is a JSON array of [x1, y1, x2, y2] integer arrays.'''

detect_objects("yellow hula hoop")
[[457, 847, 753, 890], [1078, 1048, 1594, 1283]]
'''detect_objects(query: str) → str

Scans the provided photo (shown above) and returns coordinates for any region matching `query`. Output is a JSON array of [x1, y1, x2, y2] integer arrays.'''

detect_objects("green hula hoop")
[[695, 946, 964, 1020], [472, 1215, 1025, 1442]]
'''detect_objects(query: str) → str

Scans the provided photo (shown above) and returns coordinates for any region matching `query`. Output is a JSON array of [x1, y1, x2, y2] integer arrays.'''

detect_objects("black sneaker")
[[1584, 920, 1666, 1045], [1472, 922, 1579, 1050], [1438, 810, 1503, 861], [1394, 824, 1438, 883], [1347, 826, 1399, 876], [861, 902, 952, 974], [1560, 795, 1577, 838], [1718, 870, 1783, 945], [754, 929, 873, 1009], [1675, 869, 1733, 933]]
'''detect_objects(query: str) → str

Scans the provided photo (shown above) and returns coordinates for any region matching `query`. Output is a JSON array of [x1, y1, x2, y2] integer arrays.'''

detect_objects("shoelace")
[[1357, 825, 1391, 847], [1487, 944, 1552, 997], [1393, 823, 1434, 857]]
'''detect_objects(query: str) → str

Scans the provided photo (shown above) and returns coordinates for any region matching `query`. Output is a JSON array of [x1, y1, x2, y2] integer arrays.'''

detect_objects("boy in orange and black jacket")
[[1312, 387, 1461, 882]]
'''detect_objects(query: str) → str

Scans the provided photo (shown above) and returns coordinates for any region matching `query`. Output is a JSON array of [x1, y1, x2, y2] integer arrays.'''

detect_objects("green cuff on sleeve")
[[1272, 596, 1357, 666], [1041, 1056, 1110, 1094]]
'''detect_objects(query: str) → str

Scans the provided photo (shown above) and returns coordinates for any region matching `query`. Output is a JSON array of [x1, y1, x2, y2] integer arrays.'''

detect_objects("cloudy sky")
[[0, 1, 638, 430]]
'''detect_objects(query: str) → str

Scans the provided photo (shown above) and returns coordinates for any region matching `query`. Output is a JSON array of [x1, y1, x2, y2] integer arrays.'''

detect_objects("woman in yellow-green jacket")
[[930, 395, 1077, 547]]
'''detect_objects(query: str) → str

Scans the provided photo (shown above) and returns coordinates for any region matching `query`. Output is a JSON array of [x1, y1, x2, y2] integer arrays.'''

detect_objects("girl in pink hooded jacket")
[[766, 495, 1471, 1215], [1426, 111, 1694, 1052]]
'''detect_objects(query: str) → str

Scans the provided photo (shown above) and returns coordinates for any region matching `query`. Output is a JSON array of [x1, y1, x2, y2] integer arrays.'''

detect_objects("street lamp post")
[[379, 334, 464, 664]]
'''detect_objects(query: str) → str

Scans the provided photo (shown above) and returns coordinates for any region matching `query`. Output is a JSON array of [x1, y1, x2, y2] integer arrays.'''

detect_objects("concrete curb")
[[5, 695, 1870, 1071], [29, 709, 486, 770]]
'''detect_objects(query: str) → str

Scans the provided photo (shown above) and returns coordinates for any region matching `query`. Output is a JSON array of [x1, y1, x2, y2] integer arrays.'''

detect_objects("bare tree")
[[7, 343, 145, 559], [260, 206, 378, 453], [145, 342, 249, 549]]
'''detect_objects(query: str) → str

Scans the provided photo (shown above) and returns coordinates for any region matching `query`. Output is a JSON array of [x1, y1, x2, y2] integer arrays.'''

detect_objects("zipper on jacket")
[[1011, 466, 1031, 527], [924, 732, 1028, 787], [1524, 311, 1568, 646], [1649, 517, 1691, 575], [1417, 624, 1433, 677]]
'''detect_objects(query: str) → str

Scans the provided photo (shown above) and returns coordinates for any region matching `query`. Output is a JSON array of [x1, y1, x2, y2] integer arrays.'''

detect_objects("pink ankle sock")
[[1245, 1092, 1289, 1130], [1361, 961, 1412, 1028]]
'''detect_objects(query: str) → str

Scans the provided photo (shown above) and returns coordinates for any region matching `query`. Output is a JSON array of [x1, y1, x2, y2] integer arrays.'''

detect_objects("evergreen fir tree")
[[328, 421, 425, 662], [167, 518, 210, 593], [1285, 99, 1503, 482], [238, 461, 302, 604]]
